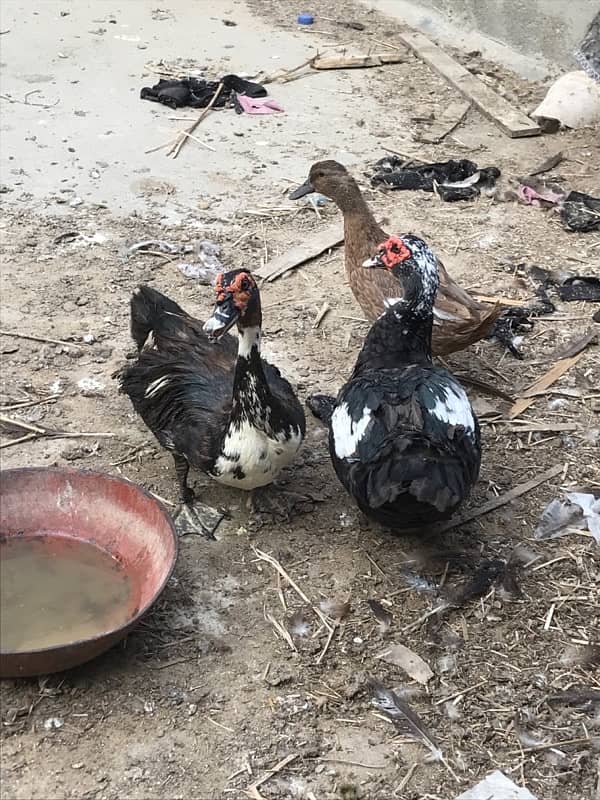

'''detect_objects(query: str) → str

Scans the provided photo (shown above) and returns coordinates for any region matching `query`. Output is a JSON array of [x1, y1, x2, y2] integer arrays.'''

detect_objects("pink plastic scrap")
[[236, 94, 284, 114], [517, 184, 565, 207]]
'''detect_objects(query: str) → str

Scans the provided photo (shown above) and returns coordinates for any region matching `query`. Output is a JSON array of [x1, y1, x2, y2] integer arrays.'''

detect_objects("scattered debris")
[[128, 239, 190, 256], [455, 770, 537, 800], [371, 156, 499, 201], [398, 29, 540, 138], [255, 221, 343, 281], [561, 190, 600, 232], [534, 492, 600, 543], [376, 643, 433, 685], [517, 179, 565, 207], [435, 465, 565, 533], [448, 559, 505, 605], [529, 265, 600, 302], [178, 241, 224, 284], [527, 151, 564, 176], [547, 328, 597, 361], [415, 100, 471, 144]]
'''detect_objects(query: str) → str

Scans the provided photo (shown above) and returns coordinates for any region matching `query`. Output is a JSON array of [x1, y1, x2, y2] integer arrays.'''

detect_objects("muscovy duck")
[[309, 235, 481, 530], [117, 270, 306, 537], [290, 160, 502, 356]]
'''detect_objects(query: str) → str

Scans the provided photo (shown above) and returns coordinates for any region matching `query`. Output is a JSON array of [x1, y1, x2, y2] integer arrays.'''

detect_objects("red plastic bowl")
[[0, 467, 177, 678]]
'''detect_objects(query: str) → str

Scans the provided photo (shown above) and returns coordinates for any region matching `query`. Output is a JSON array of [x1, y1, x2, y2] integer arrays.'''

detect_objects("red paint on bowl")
[[0, 467, 177, 677]]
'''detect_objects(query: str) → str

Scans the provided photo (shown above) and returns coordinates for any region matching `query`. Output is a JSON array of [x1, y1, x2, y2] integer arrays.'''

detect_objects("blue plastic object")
[[297, 13, 314, 25]]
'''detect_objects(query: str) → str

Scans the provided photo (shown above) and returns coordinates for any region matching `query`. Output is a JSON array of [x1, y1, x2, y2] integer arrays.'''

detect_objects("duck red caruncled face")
[[376, 236, 412, 270]]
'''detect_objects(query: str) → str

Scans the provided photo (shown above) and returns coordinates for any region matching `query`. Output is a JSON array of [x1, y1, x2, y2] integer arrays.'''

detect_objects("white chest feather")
[[431, 385, 476, 437], [331, 402, 372, 459], [211, 421, 303, 489]]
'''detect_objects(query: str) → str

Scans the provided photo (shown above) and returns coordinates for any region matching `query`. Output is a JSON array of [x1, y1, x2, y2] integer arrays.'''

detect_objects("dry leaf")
[[376, 643, 434, 684]]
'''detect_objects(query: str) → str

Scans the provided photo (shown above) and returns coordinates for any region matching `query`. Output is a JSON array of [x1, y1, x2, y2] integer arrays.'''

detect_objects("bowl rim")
[[0, 465, 178, 659]]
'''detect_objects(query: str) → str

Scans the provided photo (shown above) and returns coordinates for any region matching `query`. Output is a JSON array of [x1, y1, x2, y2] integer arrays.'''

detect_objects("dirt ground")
[[1, 2, 599, 799]]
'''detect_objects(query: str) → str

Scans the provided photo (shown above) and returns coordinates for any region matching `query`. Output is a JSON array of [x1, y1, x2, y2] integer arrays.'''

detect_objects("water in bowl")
[[0, 534, 134, 653]]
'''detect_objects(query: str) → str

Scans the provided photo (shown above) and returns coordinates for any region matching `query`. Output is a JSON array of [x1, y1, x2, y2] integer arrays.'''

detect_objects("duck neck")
[[352, 289, 434, 377], [336, 180, 386, 264], [231, 324, 271, 423]]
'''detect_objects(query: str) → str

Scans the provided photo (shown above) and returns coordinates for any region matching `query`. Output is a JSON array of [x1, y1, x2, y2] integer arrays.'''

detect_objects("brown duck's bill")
[[289, 179, 314, 200], [362, 254, 384, 269]]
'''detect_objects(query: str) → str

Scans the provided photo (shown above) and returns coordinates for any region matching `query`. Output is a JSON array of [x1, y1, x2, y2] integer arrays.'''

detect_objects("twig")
[[168, 82, 223, 159], [1, 395, 60, 412], [0, 329, 85, 349], [313, 302, 331, 329], [316, 614, 342, 664], [207, 716, 234, 734], [252, 547, 333, 631], [243, 754, 297, 799], [175, 129, 216, 151], [509, 736, 595, 754], [0, 433, 38, 449], [433, 680, 487, 706], [0, 414, 115, 443], [434, 464, 565, 533], [322, 758, 386, 769], [144, 137, 177, 155]]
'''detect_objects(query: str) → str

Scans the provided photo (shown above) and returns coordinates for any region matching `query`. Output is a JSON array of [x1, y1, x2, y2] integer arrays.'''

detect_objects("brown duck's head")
[[203, 269, 261, 341], [289, 160, 359, 206]]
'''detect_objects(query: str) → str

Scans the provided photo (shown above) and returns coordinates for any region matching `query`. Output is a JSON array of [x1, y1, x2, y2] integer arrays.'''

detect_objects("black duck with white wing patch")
[[325, 235, 481, 530], [117, 273, 305, 537]]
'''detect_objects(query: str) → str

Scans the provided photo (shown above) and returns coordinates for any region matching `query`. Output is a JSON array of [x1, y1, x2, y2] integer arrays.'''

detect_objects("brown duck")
[[290, 160, 501, 356]]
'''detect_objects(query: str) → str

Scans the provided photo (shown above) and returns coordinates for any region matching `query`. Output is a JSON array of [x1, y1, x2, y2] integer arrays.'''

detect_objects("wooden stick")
[[255, 222, 343, 281], [0, 329, 85, 349], [243, 754, 297, 799], [1, 396, 59, 411], [175, 129, 216, 151], [435, 464, 564, 533], [168, 82, 223, 159], [144, 137, 177, 155]]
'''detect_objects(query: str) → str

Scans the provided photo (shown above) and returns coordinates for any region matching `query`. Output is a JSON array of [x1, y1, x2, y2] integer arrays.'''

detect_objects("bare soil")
[[1, 1, 599, 799]]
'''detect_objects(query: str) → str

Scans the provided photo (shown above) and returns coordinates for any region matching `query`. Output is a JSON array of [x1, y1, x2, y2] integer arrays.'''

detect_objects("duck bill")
[[289, 178, 314, 200], [203, 298, 240, 342], [362, 254, 385, 269]]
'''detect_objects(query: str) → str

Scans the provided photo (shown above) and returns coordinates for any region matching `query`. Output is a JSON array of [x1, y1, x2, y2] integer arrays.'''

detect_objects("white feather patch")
[[144, 376, 171, 398], [331, 402, 372, 459], [212, 422, 303, 489], [430, 385, 475, 435]]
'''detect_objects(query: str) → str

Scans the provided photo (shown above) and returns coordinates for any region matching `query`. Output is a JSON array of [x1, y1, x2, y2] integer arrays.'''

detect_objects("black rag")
[[140, 74, 266, 110], [370, 156, 500, 201]]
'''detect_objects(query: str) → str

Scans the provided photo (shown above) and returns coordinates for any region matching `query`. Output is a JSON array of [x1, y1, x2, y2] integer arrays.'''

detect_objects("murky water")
[[0, 534, 134, 652]]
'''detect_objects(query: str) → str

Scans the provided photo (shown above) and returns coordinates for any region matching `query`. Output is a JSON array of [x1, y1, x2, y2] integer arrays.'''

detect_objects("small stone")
[[72, 763, 84, 770], [44, 717, 63, 730]]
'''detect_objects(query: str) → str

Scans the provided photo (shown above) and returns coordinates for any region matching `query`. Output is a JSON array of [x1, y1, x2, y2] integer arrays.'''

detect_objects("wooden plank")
[[507, 352, 585, 418], [398, 29, 540, 139], [311, 53, 405, 70], [255, 222, 343, 282], [416, 99, 470, 144]]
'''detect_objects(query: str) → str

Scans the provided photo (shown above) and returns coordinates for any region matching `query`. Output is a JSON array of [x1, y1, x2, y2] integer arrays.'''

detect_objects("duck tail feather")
[[130, 285, 186, 351]]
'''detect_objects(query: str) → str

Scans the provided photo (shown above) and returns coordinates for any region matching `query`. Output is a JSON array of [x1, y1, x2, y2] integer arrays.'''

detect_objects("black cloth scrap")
[[140, 74, 266, 110]]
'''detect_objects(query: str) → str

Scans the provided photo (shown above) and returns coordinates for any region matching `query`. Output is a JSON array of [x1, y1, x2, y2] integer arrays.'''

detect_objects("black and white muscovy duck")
[[117, 270, 306, 537], [309, 235, 481, 530]]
